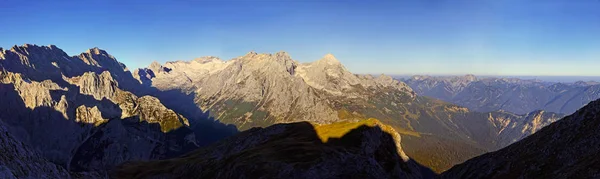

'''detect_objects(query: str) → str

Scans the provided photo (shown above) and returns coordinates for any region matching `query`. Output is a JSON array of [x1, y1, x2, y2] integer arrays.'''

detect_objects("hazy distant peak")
[[245, 51, 258, 57], [573, 80, 600, 86], [410, 75, 430, 80], [464, 74, 477, 81]]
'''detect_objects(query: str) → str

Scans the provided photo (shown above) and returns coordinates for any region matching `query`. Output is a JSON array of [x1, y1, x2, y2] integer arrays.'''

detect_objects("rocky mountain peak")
[[318, 53, 341, 66], [245, 51, 258, 57], [78, 47, 127, 72], [148, 61, 162, 71], [275, 51, 290, 57], [193, 56, 221, 63], [8, 44, 68, 57], [86, 47, 108, 55]]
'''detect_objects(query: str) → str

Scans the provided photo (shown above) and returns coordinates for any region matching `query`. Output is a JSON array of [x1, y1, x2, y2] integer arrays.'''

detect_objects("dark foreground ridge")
[[113, 121, 434, 179]]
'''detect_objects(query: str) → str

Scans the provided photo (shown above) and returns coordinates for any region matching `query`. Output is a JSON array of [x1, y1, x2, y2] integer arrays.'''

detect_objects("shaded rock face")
[[441, 99, 600, 179], [402, 74, 600, 115], [0, 120, 72, 179], [69, 119, 197, 173], [0, 45, 196, 175], [113, 120, 430, 179]]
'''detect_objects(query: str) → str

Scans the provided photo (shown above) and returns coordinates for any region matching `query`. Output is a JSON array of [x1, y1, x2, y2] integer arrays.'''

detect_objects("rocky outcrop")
[[75, 105, 108, 126], [113, 119, 430, 179], [441, 99, 600, 179], [136, 96, 189, 132], [402, 74, 600, 115], [491, 110, 562, 147]]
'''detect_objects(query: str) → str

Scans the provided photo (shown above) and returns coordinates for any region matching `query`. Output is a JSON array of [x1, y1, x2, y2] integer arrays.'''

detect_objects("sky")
[[1, 0, 599, 76]]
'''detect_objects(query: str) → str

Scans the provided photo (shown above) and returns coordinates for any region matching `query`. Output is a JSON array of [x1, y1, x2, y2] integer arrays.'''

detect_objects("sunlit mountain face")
[[2, 1, 600, 179]]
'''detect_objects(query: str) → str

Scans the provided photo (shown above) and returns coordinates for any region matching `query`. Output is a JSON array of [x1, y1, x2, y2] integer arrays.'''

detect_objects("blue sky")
[[1, 0, 599, 76]]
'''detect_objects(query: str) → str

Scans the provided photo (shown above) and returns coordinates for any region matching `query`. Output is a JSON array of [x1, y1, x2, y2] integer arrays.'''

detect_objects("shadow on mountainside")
[[0, 82, 197, 174], [112, 122, 435, 179], [135, 70, 239, 146]]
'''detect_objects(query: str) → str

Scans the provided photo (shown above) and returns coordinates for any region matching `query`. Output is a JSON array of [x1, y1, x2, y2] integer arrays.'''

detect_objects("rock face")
[[113, 119, 430, 179], [0, 44, 196, 175], [441, 99, 600, 179], [402, 74, 600, 115]]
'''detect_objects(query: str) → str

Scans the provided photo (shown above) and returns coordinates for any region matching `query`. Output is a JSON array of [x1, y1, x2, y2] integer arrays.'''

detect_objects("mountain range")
[[133, 49, 564, 172], [401, 75, 600, 115], [0, 44, 595, 178]]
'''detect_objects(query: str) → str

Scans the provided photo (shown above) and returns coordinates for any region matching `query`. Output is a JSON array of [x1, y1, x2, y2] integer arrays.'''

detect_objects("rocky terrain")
[[0, 44, 571, 176], [402, 74, 600, 115], [135, 52, 563, 172], [0, 44, 199, 176], [441, 98, 600, 179], [0, 119, 76, 179], [113, 119, 432, 179]]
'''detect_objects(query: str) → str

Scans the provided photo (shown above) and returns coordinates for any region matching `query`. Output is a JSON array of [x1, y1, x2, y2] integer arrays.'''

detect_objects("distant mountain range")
[[400, 75, 600, 115]]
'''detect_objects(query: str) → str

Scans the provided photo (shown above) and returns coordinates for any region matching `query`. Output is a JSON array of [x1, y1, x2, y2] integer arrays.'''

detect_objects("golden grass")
[[395, 128, 422, 137], [313, 118, 395, 143], [336, 110, 422, 138]]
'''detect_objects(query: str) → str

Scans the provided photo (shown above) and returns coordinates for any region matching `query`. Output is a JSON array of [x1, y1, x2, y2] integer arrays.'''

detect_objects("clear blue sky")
[[1, 0, 599, 76]]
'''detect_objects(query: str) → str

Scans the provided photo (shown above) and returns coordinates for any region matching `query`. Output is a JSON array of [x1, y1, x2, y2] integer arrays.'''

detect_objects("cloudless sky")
[[1, 0, 599, 76]]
